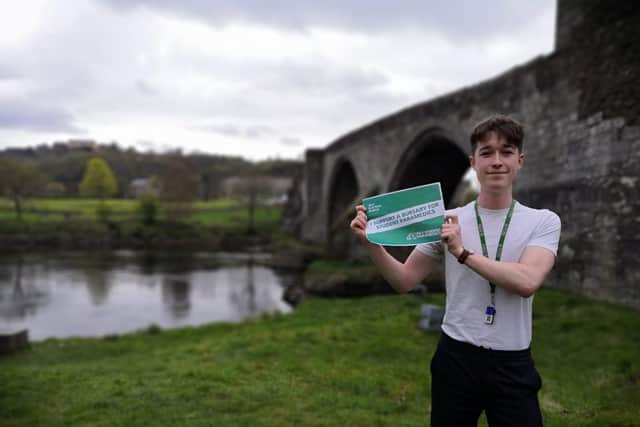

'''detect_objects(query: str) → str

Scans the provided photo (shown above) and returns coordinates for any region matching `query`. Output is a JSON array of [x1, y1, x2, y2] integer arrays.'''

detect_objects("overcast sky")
[[0, 0, 556, 160]]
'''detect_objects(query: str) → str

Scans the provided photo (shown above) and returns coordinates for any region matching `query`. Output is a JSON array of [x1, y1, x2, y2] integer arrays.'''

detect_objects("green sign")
[[364, 182, 445, 246]]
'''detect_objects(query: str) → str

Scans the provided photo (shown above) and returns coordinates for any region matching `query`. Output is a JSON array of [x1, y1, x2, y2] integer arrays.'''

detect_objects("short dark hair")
[[470, 114, 524, 154]]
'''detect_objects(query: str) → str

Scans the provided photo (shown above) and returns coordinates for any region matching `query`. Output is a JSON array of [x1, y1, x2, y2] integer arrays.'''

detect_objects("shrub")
[[137, 193, 159, 225], [95, 201, 112, 224]]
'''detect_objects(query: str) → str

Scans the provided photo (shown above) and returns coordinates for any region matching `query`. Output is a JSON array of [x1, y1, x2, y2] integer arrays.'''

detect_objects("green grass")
[[0, 197, 282, 234], [0, 198, 134, 216], [306, 259, 372, 274], [1, 288, 638, 426], [190, 205, 281, 229], [0, 197, 241, 213]]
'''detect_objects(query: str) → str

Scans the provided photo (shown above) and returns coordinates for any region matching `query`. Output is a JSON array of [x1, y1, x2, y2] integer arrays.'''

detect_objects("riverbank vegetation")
[[1, 288, 638, 426], [0, 147, 300, 247], [302, 259, 392, 297], [0, 197, 280, 227], [0, 197, 284, 249]]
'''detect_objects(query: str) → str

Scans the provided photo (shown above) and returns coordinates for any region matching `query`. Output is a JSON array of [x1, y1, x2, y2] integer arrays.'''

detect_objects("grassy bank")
[[1, 288, 639, 426], [0, 197, 281, 229], [0, 197, 283, 248]]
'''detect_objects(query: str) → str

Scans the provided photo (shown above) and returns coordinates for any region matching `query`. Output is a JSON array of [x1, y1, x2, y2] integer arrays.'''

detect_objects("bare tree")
[[233, 172, 277, 234], [0, 158, 48, 220], [159, 157, 199, 221]]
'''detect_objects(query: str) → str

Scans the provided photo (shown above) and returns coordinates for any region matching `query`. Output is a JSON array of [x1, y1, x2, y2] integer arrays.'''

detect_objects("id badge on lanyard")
[[474, 199, 515, 326], [484, 306, 496, 325]]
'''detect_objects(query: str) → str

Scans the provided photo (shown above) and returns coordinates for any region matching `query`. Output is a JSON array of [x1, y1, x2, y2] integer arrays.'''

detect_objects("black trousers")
[[430, 333, 543, 427]]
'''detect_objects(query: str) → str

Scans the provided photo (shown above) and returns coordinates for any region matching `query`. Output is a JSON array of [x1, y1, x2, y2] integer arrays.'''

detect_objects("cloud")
[[0, 63, 17, 79], [136, 79, 157, 96], [280, 136, 301, 146], [198, 123, 241, 137], [101, 0, 554, 42], [253, 60, 390, 96], [0, 1, 556, 160], [194, 123, 276, 139], [0, 101, 82, 133], [245, 125, 275, 139]]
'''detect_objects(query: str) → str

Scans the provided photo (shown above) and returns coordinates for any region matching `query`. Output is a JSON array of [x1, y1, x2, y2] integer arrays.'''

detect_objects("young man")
[[350, 114, 561, 426]]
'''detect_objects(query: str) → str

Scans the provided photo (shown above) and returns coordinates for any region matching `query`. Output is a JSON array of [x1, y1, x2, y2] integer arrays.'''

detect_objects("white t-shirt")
[[416, 201, 561, 350]]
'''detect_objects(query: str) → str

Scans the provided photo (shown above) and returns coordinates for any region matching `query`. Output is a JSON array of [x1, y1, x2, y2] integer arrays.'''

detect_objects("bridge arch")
[[327, 157, 359, 254], [388, 127, 469, 207]]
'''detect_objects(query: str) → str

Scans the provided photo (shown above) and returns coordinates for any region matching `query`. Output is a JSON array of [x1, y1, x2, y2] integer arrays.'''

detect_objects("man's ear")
[[469, 155, 476, 170], [518, 152, 525, 167]]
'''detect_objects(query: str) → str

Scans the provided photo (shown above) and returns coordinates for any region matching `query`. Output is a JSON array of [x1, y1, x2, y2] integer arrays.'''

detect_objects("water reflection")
[[85, 266, 112, 306], [0, 256, 48, 320], [162, 275, 192, 319], [0, 251, 295, 341], [230, 258, 257, 316]]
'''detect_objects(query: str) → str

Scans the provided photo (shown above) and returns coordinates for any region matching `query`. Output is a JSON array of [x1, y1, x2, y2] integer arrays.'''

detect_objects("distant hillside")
[[0, 141, 302, 199]]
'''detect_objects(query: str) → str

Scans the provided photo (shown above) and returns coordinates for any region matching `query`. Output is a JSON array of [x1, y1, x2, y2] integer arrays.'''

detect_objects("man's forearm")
[[462, 250, 552, 298]]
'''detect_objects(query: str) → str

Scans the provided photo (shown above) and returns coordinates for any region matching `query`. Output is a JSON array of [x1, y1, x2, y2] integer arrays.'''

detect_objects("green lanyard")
[[474, 199, 516, 304]]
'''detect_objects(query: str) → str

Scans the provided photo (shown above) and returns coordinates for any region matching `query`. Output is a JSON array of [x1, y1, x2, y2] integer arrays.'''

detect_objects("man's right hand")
[[350, 205, 368, 243], [349, 203, 435, 294]]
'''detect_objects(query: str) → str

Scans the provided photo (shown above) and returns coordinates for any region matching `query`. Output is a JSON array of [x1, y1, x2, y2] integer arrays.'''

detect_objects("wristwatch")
[[457, 248, 474, 264]]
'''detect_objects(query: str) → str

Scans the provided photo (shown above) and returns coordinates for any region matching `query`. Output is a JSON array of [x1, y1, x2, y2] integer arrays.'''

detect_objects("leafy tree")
[[136, 192, 159, 225], [0, 158, 48, 220], [39, 152, 92, 195], [79, 157, 119, 198]]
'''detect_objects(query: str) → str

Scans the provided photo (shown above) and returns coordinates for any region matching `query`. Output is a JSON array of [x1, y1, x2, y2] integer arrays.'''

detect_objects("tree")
[[39, 152, 92, 195], [0, 158, 48, 220], [159, 157, 199, 221], [192, 154, 251, 201], [136, 192, 159, 225], [233, 171, 277, 234], [79, 157, 119, 198]]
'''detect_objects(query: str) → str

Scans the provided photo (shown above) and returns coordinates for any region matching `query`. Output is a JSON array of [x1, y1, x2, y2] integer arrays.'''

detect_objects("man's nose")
[[491, 152, 503, 166]]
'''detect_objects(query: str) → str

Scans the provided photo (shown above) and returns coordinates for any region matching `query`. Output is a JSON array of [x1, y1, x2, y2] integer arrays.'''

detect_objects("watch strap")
[[457, 248, 472, 264]]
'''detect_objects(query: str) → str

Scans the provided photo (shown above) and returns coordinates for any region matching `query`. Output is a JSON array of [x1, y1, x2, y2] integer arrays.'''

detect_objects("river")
[[0, 250, 296, 341]]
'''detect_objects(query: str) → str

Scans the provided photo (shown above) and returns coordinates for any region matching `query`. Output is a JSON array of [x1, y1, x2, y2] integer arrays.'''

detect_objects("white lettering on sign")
[[366, 200, 443, 234]]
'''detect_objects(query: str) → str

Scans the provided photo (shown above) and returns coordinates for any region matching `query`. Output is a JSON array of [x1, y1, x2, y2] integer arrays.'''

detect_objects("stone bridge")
[[289, 0, 640, 308]]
